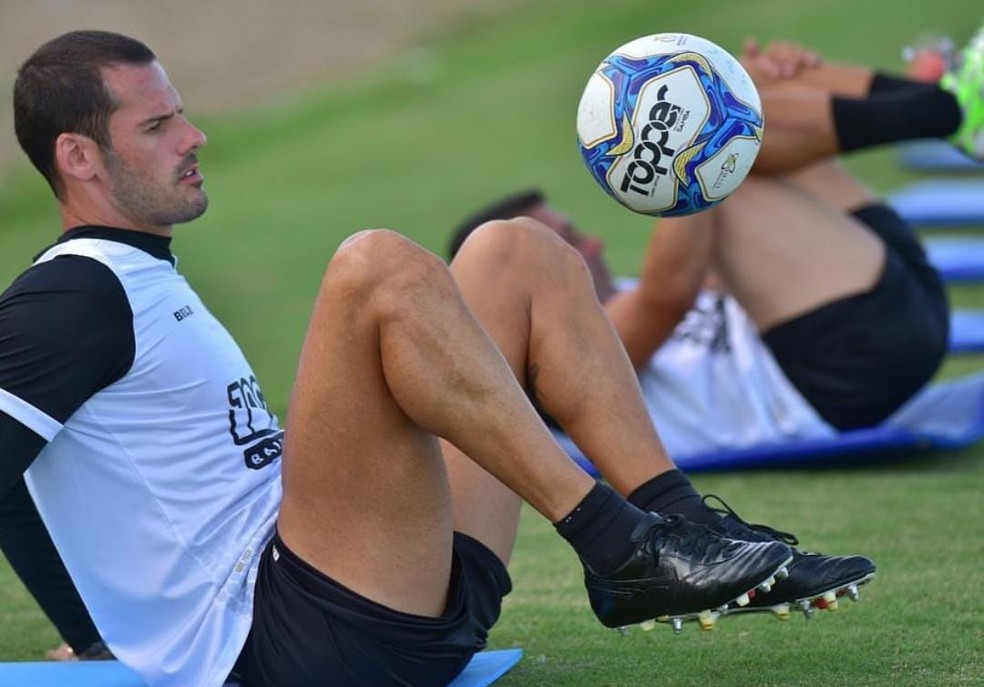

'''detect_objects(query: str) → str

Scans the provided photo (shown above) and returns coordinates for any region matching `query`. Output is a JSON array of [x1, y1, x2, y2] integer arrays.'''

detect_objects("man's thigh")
[[277, 231, 461, 618], [762, 244, 948, 430]]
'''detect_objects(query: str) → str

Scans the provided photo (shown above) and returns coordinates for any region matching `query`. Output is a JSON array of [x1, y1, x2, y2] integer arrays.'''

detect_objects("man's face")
[[526, 203, 616, 302], [99, 62, 208, 232]]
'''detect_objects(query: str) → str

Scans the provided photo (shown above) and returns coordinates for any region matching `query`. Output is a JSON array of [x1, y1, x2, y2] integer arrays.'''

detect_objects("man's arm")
[[0, 256, 135, 425], [0, 413, 46, 500], [604, 211, 715, 369], [0, 470, 104, 655], [0, 253, 135, 654]]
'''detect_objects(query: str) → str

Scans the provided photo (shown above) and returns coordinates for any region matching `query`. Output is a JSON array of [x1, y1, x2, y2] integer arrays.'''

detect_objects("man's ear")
[[54, 133, 101, 183]]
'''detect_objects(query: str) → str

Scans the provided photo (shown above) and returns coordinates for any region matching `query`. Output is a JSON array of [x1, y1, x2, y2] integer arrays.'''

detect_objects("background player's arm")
[[604, 213, 714, 369]]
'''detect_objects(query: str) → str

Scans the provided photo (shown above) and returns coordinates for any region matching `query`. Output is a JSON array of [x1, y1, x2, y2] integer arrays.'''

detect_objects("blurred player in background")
[[449, 30, 984, 617]]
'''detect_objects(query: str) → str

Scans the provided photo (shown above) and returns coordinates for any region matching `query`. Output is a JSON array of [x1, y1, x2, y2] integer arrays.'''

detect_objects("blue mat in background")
[[889, 179, 984, 227], [897, 140, 984, 172], [557, 371, 984, 474], [926, 237, 984, 282], [0, 649, 524, 687], [950, 309, 984, 353]]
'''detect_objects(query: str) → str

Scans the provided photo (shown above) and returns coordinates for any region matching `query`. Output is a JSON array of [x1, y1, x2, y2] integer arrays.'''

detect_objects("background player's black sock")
[[627, 469, 721, 529], [554, 481, 647, 575], [868, 72, 937, 94], [833, 87, 962, 152]]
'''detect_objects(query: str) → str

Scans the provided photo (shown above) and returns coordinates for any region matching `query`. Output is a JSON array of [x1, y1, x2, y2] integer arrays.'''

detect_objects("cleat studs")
[[772, 604, 791, 621], [639, 619, 657, 632], [671, 617, 684, 634], [822, 592, 839, 611], [616, 626, 629, 636], [798, 599, 815, 619], [846, 584, 860, 602], [735, 592, 751, 607], [757, 579, 773, 593], [776, 566, 790, 580], [698, 610, 717, 631]]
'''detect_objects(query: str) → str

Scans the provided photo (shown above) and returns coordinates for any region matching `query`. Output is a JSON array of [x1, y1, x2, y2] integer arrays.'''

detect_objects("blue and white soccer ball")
[[576, 33, 764, 217]]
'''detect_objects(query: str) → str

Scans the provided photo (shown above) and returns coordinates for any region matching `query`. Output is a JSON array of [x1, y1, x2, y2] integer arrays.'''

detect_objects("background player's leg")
[[707, 162, 885, 330], [744, 47, 961, 175]]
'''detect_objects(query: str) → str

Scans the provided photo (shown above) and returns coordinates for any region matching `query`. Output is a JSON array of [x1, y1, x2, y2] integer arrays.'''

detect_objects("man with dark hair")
[[448, 38, 969, 428], [12, 31, 158, 199], [0, 30, 803, 687], [448, 190, 546, 258], [448, 37, 979, 619]]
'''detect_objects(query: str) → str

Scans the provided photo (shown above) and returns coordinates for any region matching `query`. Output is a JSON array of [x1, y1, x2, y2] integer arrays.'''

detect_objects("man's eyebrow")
[[136, 108, 183, 128]]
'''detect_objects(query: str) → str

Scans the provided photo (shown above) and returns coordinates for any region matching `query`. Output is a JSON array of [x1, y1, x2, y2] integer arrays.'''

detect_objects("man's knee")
[[326, 229, 455, 315], [454, 217, 587, 283]]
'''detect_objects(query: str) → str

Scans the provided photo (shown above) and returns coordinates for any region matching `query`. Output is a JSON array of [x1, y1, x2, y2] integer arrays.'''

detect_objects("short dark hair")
[[13, 30, 157, 198], [447, 188, 546, 259]]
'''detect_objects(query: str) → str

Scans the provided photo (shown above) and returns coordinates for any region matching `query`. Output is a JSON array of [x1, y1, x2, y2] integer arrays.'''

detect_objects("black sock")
[[554, 481, 647, 575], [832, 86, 962, 152], [868, 72, 934, 94], [626, 469, 721, 529]]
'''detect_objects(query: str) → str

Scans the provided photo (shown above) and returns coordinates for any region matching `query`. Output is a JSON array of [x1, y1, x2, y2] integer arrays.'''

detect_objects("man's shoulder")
[[4, 252, 126, 304], [0, 252, 137, 422], [0, 253, 134, 342]]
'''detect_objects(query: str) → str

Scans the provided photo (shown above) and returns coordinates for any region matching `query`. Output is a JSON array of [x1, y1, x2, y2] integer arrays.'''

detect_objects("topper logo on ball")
[[619, 83, 684, 196], [577, 32, 763, 217], [606, 65, 709, 211]]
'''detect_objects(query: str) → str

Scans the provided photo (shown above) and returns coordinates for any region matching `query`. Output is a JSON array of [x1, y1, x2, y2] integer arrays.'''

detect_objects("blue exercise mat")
[[556, 370, 984, 474], [926, 237, 984, 282], [450, 649, 523, 687], [950, 309, 984, 353], [0, 648, 524, 687], [897, 140, 984, 172], [889, 180, 984, 227]]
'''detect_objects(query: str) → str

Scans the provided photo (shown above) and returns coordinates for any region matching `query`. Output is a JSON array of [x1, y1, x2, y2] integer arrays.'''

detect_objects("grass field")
[[1, 1, 983, 685]]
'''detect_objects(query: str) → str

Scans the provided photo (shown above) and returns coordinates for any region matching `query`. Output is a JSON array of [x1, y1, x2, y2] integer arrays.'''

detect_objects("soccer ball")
[[576, 33, 763, 217]]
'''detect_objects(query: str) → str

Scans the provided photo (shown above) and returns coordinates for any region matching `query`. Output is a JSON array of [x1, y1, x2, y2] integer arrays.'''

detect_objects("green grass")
[[2, 1, 984, 684], [495, 456, 984, 687]]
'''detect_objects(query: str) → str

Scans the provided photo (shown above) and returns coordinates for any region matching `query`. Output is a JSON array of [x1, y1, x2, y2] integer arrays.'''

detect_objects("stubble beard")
[[104, 150, 209, 228]]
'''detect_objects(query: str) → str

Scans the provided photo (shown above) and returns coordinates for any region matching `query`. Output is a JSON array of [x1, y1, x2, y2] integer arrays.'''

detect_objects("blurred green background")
[[1, 0, 981, 406], [1, 1, 982, 684]]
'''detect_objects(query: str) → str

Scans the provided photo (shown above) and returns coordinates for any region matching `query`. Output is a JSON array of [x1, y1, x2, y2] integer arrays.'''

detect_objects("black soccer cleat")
[[583, 512, 793, 631], [702, 495, 876, 621], [741, 550, 876, 620]]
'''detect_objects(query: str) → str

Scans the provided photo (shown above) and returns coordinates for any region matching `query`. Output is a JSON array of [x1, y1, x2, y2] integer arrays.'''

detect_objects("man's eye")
[[146, 121, 162, 132]]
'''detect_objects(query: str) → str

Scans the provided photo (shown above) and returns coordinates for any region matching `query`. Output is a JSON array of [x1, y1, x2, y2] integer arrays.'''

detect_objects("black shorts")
[[232, 531, 511, 687], [761, 203, 949, 430]]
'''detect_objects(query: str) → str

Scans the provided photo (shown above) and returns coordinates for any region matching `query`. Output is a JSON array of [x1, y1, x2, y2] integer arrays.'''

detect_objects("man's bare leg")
[[709, 169, 884, 331], [447, 219, 677, 507], [278, 229, 595, 616], [604, 160, 882, 352], [742, 41, 962, 174], [277, 226, 790, 632]]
